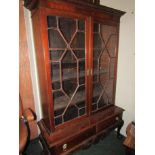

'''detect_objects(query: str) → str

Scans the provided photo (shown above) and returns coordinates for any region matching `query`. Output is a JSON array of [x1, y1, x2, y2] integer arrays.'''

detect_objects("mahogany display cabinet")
[[24, 0, 126, 154]]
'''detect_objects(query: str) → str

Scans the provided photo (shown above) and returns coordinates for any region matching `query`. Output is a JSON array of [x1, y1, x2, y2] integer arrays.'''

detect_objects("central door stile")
[[87, 16, 94, 116]]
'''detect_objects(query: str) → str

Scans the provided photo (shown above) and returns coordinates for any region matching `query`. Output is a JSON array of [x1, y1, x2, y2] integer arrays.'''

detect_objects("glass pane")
[[94, 49, 101, 59], [105, 79, 114, 99], [73, 50, 85, 59], [79, 107, 85, 116], [50, 62, 60, 84], [78, 20, 85, 31], [49, 50, 64, 61], [93, 83, 103, 103], [92, 22, 117, 111], [52, 81, 60, 90], [93, 59, 99, 83], [99, 49, 110, 75], [71, 32, 85, 48], [76, 101, 85, 108], [79, 60, 85, 84], [48, 29, 66, 48], [64, 105, 78, 122], [47, 15, 86, 126], [55, 116, 62, 126], [107, 35, 117, 57], [99, 74, 108, 88], [108, 98, 113, 105], [59, 17, 76, 42], [54, 107, 64, 117], [62, 50, 75, 62], [93, 33, 103, 49], [94, 23, 99, 32], [72, 85, 86, 107], [53, 91, 69, 112], [62, 50, 77, 97], [110, 58, 116, 79], [98, 98, 106, 108], [47, 16, 57, 28], [92, 103, 97, 111], [63, 78, 77, 97], [93, 59, 98, 71], [98, 93, 109, 108], [100, 25, 117, 43]]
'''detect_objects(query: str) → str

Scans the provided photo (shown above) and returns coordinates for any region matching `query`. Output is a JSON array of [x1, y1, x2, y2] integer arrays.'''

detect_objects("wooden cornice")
[[23, 0, 39, 10], [23, 0, 125, 17], [23, 0, 100, 10]]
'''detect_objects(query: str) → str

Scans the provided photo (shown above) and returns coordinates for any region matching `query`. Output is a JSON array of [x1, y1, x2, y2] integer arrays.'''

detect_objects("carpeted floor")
[[24, 131, 125, 155]]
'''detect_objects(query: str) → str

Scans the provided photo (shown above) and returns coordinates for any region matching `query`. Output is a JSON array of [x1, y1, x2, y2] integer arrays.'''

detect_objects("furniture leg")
[[117, 116, 124, 138]]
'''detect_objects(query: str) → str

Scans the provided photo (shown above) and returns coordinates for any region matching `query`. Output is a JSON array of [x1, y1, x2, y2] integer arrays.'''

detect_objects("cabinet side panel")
[[32, 10, 52, 131], [113, 23, 120, 105], [19, 0, 38, 139]]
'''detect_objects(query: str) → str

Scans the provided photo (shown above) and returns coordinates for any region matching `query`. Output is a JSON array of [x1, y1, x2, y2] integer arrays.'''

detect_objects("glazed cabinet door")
[[91, 21, 118, 112], [45, 10, 89, 127]]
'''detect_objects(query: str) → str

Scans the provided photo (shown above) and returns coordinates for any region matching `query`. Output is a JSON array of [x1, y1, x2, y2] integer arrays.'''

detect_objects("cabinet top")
[[24, 0, 125, 17]]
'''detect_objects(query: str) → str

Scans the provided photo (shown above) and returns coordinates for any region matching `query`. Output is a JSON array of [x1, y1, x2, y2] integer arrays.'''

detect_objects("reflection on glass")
[[48, 29, 66, 48], [71, 32, 85, 48], [59, 17, 76, 42], [47, 16, 57, 28], [92, 22, 117, 111]]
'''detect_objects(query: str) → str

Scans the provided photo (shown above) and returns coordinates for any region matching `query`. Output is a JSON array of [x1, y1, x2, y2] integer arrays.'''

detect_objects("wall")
[[100, 0, 135, 135]]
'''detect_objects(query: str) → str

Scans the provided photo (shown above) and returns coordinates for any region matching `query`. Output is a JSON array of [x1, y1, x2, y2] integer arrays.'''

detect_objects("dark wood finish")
[[19, 97, 36, 154], [123, 122, 135, 155], [39, 106, 124, 155], [24, 0, 38, 10], [117, 113, 124, 138], [24, 0, 101, 11], [24, 0, 125, 154], [19, 0, 38, 139], [24, 0, 125, 17]]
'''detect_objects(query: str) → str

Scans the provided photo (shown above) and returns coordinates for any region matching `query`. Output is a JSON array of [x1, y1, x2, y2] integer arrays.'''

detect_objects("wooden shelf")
[[51, 70, 85, 83], [51, 60, 85, 68], [51, 68, 107, 83], [49, 48, 85, 51], [53, 85, 101, 111]]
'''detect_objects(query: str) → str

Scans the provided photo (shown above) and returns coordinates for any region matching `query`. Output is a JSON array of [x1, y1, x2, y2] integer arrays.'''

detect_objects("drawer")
[[51, 118, 89, 142], [97, 116, 118, 133], [55, 127, 96, 154]]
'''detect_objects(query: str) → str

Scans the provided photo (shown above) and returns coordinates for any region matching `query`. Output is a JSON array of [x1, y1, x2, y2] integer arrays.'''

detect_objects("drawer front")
[[51, 118, 89, 142], [55, 127, 96, 154], [97, 116, 118, 133]]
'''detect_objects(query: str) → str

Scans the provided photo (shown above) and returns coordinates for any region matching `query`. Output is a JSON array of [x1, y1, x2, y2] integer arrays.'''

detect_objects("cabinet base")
[[38, 106, 124, 155]]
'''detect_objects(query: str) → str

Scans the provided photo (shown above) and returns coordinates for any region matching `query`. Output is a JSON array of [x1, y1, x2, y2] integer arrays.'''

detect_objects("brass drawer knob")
[[116, 117, 119, 121], [63, 143, 67, 151]]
